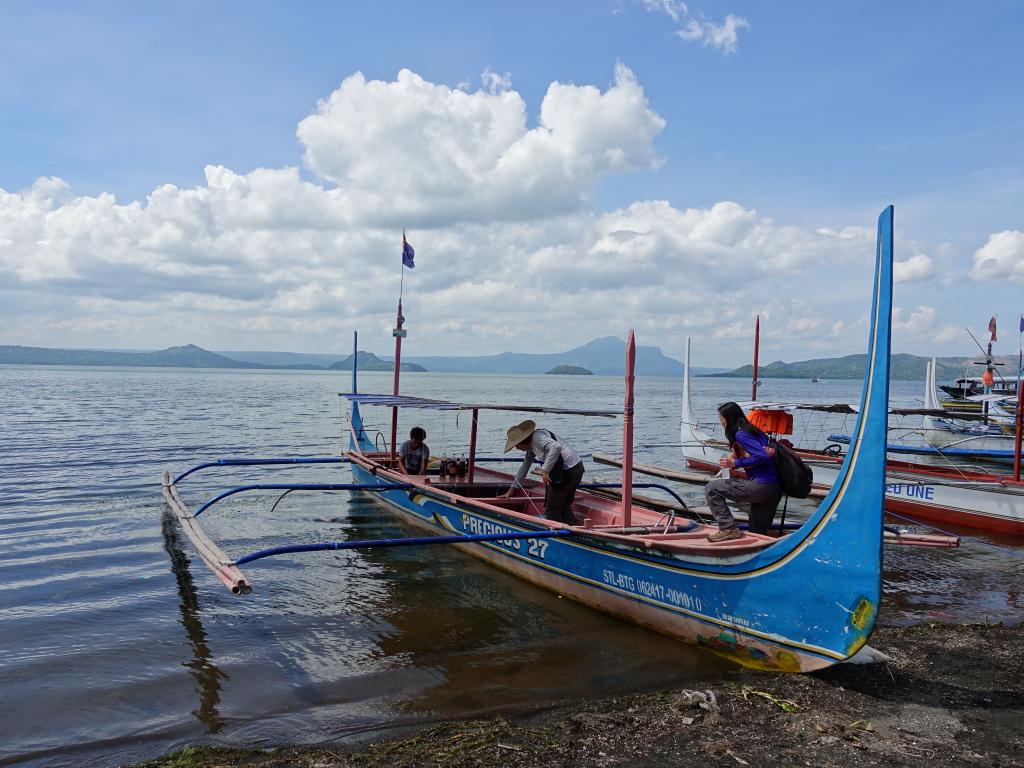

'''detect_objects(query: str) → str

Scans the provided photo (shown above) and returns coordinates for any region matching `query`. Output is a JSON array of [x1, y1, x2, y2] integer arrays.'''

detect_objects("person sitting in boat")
[[500, 419, 584, 524], [398, 427, 430, 475], [705, 402, 782, 542]]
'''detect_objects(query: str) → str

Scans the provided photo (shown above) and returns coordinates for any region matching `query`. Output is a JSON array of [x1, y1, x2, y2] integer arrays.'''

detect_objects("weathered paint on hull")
[[352, 464, 856, 672]]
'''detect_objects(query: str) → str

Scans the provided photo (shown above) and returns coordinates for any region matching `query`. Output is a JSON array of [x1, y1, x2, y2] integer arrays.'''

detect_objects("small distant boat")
[[164, 206, 903, 673], [939, 376, 1016, 400], [810, 376, 821, 383], [919, 358, 1019, 459]]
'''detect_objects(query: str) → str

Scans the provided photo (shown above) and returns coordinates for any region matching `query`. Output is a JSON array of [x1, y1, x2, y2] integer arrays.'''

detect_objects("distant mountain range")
[[712, 353, 1019, 381], [401, 336, 697, 376], [4, 341, 1011, 382], [5, 340, 1013, 382], [0, 344, 425, 372], [0, 337, 715, 376], [0, 343, 268, 369]]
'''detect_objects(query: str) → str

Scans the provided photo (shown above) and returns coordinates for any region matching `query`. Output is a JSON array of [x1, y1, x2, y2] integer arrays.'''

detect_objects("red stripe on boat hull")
[[885, 498, 1024, 536]]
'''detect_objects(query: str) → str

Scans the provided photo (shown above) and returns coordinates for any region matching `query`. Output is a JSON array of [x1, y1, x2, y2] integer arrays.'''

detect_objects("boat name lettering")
[[600, 569, 703, 611], [885, 483, 934, 500], [461, 514, 521, 550], [527, 538, 549, 560]]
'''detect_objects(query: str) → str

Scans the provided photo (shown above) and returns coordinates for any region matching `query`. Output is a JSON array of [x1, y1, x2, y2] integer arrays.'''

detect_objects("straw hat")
[[504, 419, 536, 452]]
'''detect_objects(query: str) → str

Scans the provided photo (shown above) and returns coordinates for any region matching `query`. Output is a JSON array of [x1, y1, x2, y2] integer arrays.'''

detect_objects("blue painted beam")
[[193, 482, 413, 516], [174, 456, 351, 485], [233, 528, 575, 565]]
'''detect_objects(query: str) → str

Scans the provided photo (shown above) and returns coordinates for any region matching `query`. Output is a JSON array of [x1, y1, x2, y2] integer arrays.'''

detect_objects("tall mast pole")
[[390, 297, 405, 461], [751, 315, 760, 401], [1017, 314, 1022, 393], [352, 330, 358, 394], [1014, 378, 1023, 482], [621, 331, 636, 528]]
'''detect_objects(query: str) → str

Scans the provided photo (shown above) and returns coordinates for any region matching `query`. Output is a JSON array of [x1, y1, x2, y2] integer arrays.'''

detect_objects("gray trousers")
[[705, 478, 783, 534], [544, 462, 585, 524]]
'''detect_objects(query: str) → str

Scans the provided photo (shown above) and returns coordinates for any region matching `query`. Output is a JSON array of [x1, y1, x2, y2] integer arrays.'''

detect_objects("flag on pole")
[[988, 316, 998, 342], [402, 231, 416, 269], [1019, 314, 1023, 334]]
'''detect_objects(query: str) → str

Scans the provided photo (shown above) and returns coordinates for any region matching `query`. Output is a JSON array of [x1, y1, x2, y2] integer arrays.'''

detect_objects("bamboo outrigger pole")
[[352, 330, 358, 394], [621, 330, 636, 528]]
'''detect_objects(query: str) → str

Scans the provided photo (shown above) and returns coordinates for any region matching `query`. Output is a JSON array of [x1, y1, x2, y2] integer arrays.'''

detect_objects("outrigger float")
[[165, 206, 901, 672]]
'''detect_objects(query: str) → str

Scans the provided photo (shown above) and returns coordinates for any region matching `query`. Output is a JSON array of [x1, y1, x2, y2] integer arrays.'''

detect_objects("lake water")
[[1, 365, 1021, 767]]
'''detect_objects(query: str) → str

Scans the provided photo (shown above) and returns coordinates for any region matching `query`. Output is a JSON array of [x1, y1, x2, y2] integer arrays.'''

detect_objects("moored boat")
[[164, 205, 900, 672]]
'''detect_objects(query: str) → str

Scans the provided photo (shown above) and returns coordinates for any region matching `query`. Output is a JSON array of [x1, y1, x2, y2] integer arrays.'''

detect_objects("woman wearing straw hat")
[[500, 419, 585, 524]]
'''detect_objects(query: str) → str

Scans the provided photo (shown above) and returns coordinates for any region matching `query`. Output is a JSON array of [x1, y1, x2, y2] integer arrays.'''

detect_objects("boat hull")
[[351, 463, 869, 673]]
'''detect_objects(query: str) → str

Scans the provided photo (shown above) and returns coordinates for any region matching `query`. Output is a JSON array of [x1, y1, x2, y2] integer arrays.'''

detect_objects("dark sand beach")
[[138, 622, 1023, 768]]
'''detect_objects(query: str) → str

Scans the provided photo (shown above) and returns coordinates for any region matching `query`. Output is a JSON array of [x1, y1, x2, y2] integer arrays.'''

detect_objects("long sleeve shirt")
[[514, 429, 582, 485], [732, 430, 779, 485]]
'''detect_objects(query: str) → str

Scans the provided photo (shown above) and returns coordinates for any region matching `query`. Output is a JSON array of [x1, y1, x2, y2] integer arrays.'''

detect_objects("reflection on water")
[[160, 510, 226, 733], [1, 365, 1021, 768]]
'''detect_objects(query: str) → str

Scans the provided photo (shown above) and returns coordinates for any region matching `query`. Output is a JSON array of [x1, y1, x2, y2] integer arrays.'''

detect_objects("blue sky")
[[1, 1, 1022, 365]]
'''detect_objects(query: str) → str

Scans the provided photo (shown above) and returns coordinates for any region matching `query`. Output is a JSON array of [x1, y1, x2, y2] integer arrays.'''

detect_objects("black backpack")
[[769, 439, 814, 499]]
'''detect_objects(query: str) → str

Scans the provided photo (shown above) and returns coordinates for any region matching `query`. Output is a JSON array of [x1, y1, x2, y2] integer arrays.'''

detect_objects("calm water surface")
[[1, 366, 1021, 767]]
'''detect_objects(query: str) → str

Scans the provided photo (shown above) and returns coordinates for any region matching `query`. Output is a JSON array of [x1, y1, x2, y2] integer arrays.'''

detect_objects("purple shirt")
[[732, 431, 779, 485]]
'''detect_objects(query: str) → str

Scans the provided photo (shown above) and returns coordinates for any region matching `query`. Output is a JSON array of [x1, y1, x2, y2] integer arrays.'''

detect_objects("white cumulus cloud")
[[296, 65, 665, 226], [893, 252, 934, 283], [0, 66, 950, 361], [970, 230, 1024, 284], [0, 168, 877, 355]]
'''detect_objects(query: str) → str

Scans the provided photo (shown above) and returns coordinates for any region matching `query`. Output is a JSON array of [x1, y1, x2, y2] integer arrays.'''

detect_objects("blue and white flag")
[[402, 232, 415, 269]]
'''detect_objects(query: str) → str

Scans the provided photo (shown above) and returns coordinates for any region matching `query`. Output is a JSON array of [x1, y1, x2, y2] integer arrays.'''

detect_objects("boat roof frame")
[[736, 399, 995, 421], [339, 392, 621, 418]]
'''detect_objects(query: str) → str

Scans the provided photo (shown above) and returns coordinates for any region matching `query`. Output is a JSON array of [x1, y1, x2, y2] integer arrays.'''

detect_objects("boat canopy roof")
[[965, 393, 1017, 403], [738, 400, 857, 414], [340, 392, 620, 418], [736, 400, 993, 420]]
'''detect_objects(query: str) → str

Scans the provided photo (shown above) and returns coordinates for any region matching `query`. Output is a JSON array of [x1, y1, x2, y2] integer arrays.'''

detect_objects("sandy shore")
[[137, 622, 1023, 768]]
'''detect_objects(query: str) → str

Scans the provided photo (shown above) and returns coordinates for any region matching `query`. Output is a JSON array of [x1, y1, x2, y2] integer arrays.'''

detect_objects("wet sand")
[[136, 622, 1023, 768]]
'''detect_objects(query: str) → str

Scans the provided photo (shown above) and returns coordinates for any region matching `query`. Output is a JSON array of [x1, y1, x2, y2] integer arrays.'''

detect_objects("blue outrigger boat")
[[163, 206, 896, 673]]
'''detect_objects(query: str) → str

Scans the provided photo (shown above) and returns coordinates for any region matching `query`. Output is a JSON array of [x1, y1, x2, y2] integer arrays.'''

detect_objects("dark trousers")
[[705, 477, 783, 535], [544, 462, 585, 524]]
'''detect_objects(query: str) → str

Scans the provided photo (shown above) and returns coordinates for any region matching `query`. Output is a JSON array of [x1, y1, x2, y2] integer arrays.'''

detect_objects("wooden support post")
[[752, 315, 760, 401], [390, 299, 405, 460], [622, 331, 636, 527], [468, 408, 479, 483]]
